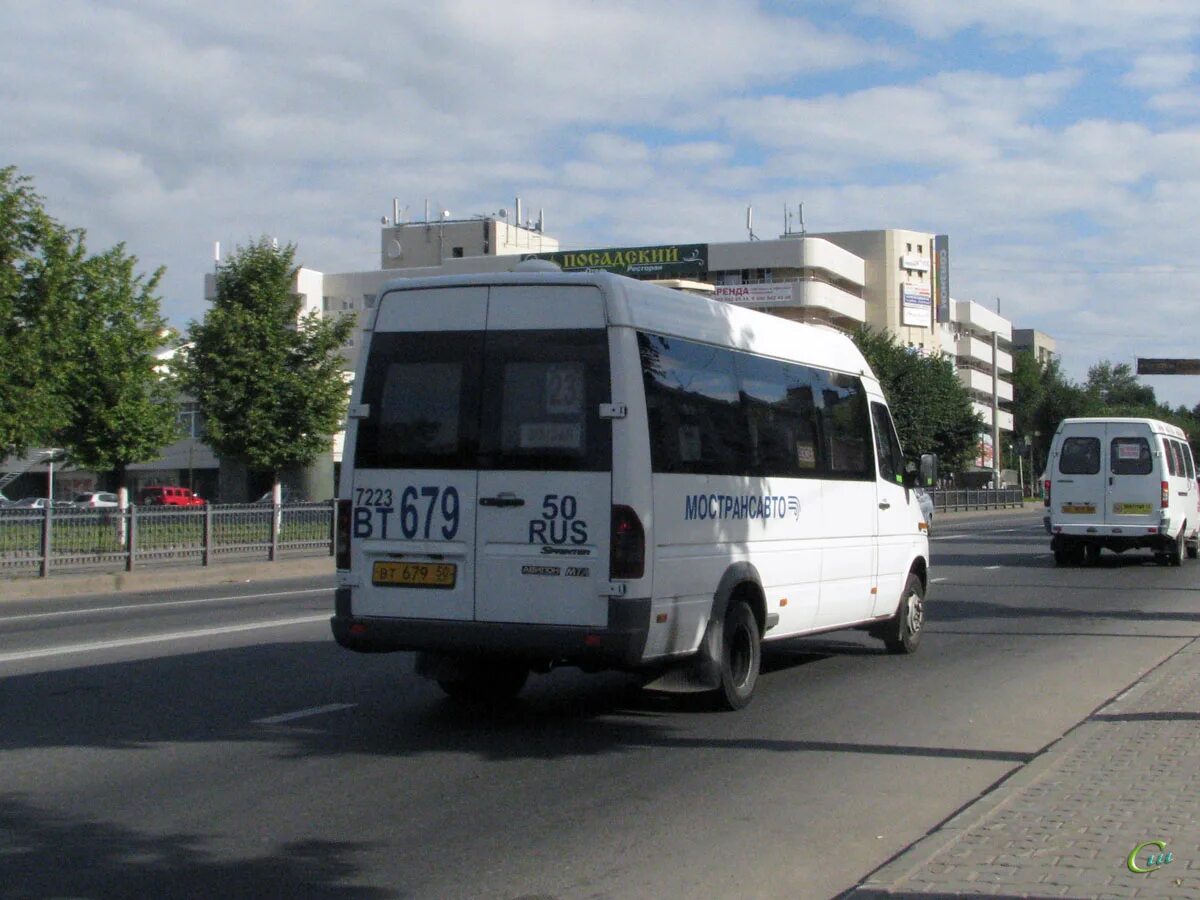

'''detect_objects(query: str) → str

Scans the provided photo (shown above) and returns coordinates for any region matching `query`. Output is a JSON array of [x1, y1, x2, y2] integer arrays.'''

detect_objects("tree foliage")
[[55, 244, 180, 488], [1, 167, 175, 484], [852, 326, 983, 471], [181, 238, 354, 484], [0, 166, 85, 455]]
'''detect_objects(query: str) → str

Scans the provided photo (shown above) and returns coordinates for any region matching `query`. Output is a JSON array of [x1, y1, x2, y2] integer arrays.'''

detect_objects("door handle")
[[480, 495, 525, 508], [878, 501, 891, 510]]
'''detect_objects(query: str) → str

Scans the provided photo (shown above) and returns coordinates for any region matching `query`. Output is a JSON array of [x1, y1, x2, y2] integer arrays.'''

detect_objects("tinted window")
[[355, 330, 610, 472], [820, 372, 872, 479], [479, 330, 611, 471], [639, 331, 871, 479], [871, 402, 904, 484], [1184, 443, 1196, 480], [639, 333, 749, 474], [354, 332, 482, 470], [1111, 437, 1152, 476], [1060, 437, 1100, 475], [736, 354, 822, 476]]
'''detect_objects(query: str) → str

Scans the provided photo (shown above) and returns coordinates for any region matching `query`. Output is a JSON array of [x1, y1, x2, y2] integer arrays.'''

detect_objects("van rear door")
[[472, 285, 613, 628], [1053, 422, 1105, 519], [1104, 423, 1158, 528]]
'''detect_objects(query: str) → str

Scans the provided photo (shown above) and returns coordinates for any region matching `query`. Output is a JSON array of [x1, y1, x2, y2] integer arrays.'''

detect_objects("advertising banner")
[[901, 283, 932, 328], [933, 234, 950, 323], [713, 283, 794, 305], [524, 243, 707, 278]]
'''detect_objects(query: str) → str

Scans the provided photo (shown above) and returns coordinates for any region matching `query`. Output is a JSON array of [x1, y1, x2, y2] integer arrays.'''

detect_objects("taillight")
[[610, 505, 644, 580], [336, 499, 352, 570], [1161, 481, 1170, 509], [1043, 480, 1051, 507]]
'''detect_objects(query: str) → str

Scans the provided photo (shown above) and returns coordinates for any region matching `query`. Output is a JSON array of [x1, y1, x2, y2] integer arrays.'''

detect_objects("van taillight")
[[336, 499, 352, 570], [1161, 481, 1170, 509], [610, 505, 644, 580], [1044, 480, 1051, 507]]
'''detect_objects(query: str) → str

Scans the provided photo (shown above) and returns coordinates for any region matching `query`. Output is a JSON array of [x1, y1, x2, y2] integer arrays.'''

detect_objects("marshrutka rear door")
[[1105, 422, 1158, 527], [1053, 421, 1106, 519], [473, 284, 613, 627]]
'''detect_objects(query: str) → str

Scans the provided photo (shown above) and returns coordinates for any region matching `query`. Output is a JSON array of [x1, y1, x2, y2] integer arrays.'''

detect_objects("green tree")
[[181, 238, 354, 498], [0, 166, 85, 455], [55, 244, 180, 495], [852, 326, 983, 472], [1084, 361, 1156, 409]]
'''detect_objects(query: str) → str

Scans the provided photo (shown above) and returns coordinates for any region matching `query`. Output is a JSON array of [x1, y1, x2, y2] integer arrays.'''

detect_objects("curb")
[[1, 555, 335, 602]]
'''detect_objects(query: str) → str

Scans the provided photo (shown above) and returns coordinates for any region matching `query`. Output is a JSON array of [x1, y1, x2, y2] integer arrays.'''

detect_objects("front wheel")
[[881, 573, 925, 654], [712, 601, 761, 711]]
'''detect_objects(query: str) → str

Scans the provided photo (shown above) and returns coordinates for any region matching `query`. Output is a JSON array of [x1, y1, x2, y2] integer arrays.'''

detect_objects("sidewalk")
[[853, 636, 1200, 898]]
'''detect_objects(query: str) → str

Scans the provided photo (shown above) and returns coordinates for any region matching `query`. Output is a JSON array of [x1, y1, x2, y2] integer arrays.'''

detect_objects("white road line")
[[0, 614, 329, 664], [984, 565, 1003, 570], [935, 534, 969, 540], [931, 577, 947, 583], [0, 588, 332, 624], [254, 703, 356, 725]]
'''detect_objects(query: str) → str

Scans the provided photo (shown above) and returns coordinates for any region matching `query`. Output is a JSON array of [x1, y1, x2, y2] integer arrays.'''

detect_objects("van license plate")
[[372, 561, 457, 588], [1061, 503, 1095, 514], [1113, 503, 1152, 515]]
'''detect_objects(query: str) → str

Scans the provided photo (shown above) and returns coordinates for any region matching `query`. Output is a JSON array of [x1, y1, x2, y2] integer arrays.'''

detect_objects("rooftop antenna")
[[798, 202, 806, 236], [746, 204, 758, 241], [392, 198, 400, 225]]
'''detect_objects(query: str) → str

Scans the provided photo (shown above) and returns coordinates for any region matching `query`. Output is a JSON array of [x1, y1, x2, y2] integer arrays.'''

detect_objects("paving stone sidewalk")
[[854, 637, 1200, 899]]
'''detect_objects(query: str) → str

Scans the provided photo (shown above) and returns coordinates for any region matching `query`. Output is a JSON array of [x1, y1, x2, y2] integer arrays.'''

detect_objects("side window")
[[639, 333, 749, 475], [735, 354, 823, 476], [1110, 437, 1152, 476], [870, 402, 904, 484], [819, 373, 872, 480], [1165, 440, 1180, 477], [1184, 443, 1196, 480], [1060, 437, 1100, 475], [1171, 440, 1187, 478]]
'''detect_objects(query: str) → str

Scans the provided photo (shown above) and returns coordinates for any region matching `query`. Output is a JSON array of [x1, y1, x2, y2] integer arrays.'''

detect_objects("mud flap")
[[641, 618, 723, 693]]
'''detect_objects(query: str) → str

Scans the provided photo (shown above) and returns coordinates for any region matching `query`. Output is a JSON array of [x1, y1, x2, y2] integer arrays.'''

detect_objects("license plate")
[[1113, 503, 1152, 515], [1061, 503, 1095, 514], [372, 561, 457, 588]]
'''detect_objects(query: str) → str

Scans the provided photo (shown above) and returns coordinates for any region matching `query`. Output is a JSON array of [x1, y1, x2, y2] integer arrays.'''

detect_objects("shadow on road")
[[0, 793, 387, 899]]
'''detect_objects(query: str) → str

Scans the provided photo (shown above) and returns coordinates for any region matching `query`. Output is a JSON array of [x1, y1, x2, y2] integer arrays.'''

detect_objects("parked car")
[[73, 491, 119, 508], [12, 497, 76, 509], [915, 487, 934, 531], [136, 485, 205, 507], [253, 488, 308, 504]]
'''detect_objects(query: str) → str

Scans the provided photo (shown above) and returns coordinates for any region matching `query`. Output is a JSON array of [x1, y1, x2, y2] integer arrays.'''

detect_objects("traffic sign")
[[1136, 358, 1200, 375]]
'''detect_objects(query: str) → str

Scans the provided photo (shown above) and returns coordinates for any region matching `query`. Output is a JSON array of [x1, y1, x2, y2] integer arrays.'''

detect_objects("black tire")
[[1085, 544, 1101, 565], [1053, 548, 1070, 567], [437, 661, 529, 703], [882, 573, 925, 654], [1187, 541, 1198, 560], [712, 600, 761, 711]]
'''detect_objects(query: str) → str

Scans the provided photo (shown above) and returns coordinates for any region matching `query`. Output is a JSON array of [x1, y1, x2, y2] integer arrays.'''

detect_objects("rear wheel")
[[712, 600, 761, 711], [1085, 544, 1101, 565], [1170, 530, 1185, 567], [882, 573, 924, 654]]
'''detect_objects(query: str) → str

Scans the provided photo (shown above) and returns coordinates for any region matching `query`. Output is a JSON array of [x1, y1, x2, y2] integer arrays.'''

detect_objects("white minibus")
[[332, 268, 934, 709], [1044, 417, 1199, 565]]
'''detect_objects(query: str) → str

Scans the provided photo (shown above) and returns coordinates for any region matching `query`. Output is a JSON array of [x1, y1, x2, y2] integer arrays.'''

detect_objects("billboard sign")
[[713, 283, 794, 305], [901, 283, 932, 328], [932, 234, 950, 323], [524, 243, 707, 278]]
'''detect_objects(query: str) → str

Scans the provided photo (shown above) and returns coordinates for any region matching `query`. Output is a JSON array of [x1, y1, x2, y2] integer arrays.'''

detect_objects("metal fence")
[[0, 502, 335, 579], [928, 488, 1025, 512]]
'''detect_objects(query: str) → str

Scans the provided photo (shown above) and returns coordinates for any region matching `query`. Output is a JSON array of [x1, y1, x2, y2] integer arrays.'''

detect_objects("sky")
[[3, 0, 1200, 409]]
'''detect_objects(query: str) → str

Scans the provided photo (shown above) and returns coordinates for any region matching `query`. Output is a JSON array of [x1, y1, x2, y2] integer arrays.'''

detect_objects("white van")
[[1044, 417, 1199, 565], [332, 269, 934, 709]]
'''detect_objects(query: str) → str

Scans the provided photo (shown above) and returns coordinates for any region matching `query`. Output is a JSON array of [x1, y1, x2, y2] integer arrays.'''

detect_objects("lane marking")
[[0, 588, 332, 625], [254, 703, 357, 725], [0, 614, 329, 664], [934, 534, 969, 540], [984, 565, 1003, 570], [931, 577, 947, 583]]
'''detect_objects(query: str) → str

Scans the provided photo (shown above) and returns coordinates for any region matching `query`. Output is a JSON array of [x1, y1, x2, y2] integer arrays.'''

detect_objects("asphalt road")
[[3, 510, 1199, 899]]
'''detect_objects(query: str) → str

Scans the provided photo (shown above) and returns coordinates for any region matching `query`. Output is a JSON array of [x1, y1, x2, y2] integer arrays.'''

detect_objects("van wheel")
[[1053, 548, 1070, 566], [437, 661, 529, 703], [712, 601, 761, 711], [1085, 544, 1101, 565], [1187, 541, 1198, 560], [882, 573, 925, 654]]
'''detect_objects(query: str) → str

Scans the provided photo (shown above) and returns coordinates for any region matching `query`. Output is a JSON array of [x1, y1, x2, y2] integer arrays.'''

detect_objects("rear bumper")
[[331, 588, 651, 670], [1050, 530, 1173, 553]]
